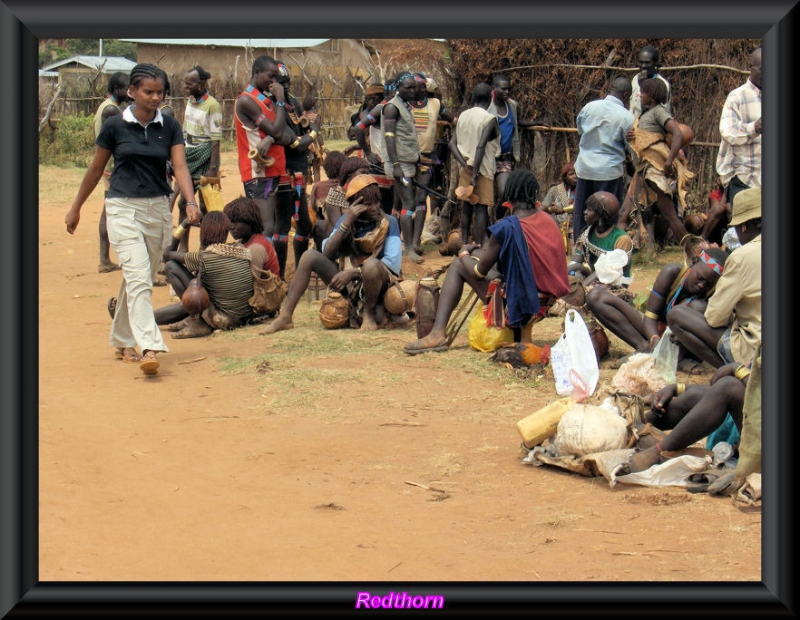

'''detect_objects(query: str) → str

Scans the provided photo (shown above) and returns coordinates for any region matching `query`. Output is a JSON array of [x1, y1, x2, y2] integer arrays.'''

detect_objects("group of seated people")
[[152, 161, 761, 480]]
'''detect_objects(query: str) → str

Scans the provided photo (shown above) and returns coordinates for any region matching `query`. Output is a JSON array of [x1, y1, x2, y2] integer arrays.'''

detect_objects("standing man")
[[272, 62, 319, 277], [629, 44, 671, 118], [382, 72, 424, 264], [177, 65, 224, 251], [233, 55, 288, 263], [448, 82, 500, 248], [94, 71, 130, 273], [487, 73, 537, 220], [572, 76, 635, 244], [716, 47, 762, 207], [409, 73, 457, 255]]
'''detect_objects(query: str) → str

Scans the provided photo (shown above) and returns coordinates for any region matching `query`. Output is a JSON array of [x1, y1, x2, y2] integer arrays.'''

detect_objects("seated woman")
[[222, 196, 280, 277], [569, 190, 634, 302], [404, 169, 571, 355], [261, 174, 402, 334], [586, 246, 727, 356], [154, 211, 257, 338], [308, 150, 345, 222], [311, 156, 371, 251], [621, 359, 750, 474]]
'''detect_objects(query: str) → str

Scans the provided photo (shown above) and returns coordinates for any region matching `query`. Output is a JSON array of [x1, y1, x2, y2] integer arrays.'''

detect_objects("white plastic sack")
[[652, 326, 679, 385], [550, 309, 600, 401], [553, 402, 629, 457], [594, 249, 632, 286], [611, 455, 711, 488]]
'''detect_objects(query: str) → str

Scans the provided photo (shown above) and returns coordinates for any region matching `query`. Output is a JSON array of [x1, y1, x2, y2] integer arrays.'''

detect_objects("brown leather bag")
[[248, 265, 287, 314]]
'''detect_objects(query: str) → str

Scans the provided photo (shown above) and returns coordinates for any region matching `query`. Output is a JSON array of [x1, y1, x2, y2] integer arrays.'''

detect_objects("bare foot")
[[360, 310, 378, 331], [260, 316, 294, 335], [623, 444, 662, 474]]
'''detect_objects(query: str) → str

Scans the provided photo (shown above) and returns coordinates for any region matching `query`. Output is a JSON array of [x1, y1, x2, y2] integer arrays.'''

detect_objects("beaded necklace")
[[245, 84, 270, 104], [189, 91, 209, 104]]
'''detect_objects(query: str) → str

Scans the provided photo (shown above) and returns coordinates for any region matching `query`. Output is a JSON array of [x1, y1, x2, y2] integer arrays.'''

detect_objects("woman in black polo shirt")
[[65, 63, 200, 376]]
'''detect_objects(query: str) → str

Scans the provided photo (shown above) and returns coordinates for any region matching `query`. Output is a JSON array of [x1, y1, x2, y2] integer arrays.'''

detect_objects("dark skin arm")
[[322, 198, 371, 292], [382, 103, 404, 183], [643, 263, 682, 341], [662, 118, 684, 178], [234, 81, 287, 157]]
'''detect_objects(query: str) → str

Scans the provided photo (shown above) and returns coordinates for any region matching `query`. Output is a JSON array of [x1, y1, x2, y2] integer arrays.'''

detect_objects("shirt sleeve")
[[207, 100, 224, 141], [704, 254, 743, 327], [719, 90, 758, 146]]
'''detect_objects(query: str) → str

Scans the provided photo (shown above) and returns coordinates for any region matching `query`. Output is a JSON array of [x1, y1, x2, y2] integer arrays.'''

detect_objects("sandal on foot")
[[107, 297, 117, 319], [685, 469, 731, 493], [403, 337, 449, 356], [139, 351, 160, 376], [98, 262, 121, 273], [707, 470, 742, 497], [115, 347, 142, 363]]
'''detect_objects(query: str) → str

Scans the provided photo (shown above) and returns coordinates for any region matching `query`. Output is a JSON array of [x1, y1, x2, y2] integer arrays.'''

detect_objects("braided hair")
[[129, 63, 165, 88], [501, 169, 539, 208], [223, 197, 263, 236]]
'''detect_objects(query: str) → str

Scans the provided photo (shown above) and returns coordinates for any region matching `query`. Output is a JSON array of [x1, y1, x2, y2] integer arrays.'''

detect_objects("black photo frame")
[[2, 1, 794, 615]]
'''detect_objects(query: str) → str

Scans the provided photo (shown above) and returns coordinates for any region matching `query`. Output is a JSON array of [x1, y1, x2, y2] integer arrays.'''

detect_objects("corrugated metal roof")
[[120, 39, 330, 49], [41, 56, 137, 73]]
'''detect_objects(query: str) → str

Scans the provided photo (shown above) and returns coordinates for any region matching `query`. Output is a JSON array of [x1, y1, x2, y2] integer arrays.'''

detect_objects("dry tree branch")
[[38, 84, 63, 134], [498, 63, 749, 75]]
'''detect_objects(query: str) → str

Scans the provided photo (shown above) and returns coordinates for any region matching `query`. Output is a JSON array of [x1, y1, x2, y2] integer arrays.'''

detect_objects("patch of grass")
[[429, 451, 463, 477]]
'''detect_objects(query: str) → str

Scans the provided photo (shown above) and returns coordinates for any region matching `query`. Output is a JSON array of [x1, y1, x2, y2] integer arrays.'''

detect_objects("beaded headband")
[[698, 250, 724, 275]]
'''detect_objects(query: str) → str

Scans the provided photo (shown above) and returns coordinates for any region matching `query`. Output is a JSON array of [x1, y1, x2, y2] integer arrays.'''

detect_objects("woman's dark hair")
[[129, 63, 165, 88], [501, 169, 539, 205], [350, 184, 382, 206], [339, 157, 370, 187], [199, 211, 231, 247], [322, 151, 346, 181], [640, 77, 668, 105], [223, 197, 263, 235]]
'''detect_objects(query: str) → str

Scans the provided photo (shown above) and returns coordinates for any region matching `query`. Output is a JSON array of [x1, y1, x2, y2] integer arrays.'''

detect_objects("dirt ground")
[[38, 152, 760, 587]]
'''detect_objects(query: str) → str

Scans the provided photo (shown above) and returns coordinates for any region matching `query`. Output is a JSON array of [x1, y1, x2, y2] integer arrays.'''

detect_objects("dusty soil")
[[38, 152, 760, 587]]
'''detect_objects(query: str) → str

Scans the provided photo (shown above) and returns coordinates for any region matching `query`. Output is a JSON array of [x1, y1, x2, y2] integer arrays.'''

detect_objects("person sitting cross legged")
[[403, 169, 570, 355], [261, 174, 402, 334], [154, 211, 258, 338]]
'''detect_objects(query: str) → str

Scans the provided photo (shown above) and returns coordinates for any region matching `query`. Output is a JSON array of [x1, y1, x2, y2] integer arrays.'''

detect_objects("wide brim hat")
[[729, 187, 762, 226], [345, 174, 378, 199]]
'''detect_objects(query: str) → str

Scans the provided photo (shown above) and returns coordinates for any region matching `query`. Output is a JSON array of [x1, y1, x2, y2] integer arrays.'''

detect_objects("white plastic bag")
[[594, 249, 632, 287], [550, 309, 600, 401], [652, 326, 679, 385]]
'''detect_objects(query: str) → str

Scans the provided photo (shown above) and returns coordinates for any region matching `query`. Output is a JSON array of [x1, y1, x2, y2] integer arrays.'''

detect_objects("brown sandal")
[[139, 350, 160, 375]]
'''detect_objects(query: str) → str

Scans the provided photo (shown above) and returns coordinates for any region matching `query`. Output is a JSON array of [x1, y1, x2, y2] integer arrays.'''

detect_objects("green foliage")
[[39, 113, 94, 167]]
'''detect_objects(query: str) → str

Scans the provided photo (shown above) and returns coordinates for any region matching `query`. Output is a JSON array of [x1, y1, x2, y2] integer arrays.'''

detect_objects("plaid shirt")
[[716, 80, 761, 188]]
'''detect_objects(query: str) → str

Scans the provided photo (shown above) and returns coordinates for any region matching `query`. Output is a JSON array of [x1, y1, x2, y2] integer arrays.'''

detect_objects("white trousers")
[[105, 196, 172, 354]]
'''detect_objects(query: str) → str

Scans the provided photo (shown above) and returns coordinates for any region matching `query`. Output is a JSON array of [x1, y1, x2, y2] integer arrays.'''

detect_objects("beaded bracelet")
[[338, 224, 350, 236], [675, 383, 686, 396], [185, 201, 198, 207], [274, 101, 285, 107]]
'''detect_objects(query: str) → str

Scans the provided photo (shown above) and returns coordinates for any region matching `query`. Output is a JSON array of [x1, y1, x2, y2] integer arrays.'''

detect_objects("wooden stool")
[[307, 273, 327, 302]]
